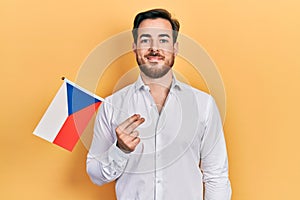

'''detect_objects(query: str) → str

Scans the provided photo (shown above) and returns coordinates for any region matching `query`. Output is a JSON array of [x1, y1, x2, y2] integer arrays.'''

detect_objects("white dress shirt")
[[86, 75, 231, 200]]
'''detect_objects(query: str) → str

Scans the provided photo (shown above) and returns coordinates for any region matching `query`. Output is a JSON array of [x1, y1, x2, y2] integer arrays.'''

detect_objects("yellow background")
[[1, 0, 300, 199]]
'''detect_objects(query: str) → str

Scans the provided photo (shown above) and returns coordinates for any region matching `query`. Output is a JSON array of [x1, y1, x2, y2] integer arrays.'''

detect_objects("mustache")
[[146, 50, 164, 58]]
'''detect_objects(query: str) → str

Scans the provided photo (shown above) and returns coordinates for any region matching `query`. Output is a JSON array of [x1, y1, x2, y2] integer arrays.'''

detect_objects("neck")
[[140, 70, 173, 92], [140, 71, 173, 114]]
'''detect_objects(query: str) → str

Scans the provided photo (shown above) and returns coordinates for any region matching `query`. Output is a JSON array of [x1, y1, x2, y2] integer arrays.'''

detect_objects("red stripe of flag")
[[53, 102, 101, 151]]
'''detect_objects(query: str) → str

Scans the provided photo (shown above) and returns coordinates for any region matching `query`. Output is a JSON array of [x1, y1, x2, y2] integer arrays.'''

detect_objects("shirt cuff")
[[108, 141, 130, 163]]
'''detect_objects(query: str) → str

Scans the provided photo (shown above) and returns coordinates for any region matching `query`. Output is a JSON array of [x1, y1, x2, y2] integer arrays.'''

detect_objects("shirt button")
[[157, 180, 161, 184]]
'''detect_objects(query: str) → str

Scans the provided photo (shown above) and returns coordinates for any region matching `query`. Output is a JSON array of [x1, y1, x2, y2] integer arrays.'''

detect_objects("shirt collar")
[[134, 73, 182, 92]]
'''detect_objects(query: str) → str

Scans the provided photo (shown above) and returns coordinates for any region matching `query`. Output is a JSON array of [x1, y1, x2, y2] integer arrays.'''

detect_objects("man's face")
[[133, 18, 178, 79]]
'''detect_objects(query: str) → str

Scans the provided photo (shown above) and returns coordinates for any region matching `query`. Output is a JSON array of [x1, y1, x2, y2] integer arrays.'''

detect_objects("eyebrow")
[[139, 34, 151, 38], [158, 34, 171, 38], [139, 33, 171, 38]]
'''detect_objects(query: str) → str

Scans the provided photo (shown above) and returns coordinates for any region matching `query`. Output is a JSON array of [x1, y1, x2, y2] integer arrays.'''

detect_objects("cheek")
[[161, 47, 175, 55], [136, 49, 147, 58], [163, 51, 175, 60]]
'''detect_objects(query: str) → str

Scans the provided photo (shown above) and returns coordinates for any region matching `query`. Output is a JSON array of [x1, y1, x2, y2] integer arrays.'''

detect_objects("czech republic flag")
[[33, 78, 103, 151]]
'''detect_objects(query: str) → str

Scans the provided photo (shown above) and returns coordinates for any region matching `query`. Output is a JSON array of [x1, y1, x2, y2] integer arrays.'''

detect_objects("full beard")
[[137, 54, 175, 79]]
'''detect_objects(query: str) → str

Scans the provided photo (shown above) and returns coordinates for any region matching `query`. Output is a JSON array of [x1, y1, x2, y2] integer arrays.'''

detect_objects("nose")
[[149, 39, 159, 51]]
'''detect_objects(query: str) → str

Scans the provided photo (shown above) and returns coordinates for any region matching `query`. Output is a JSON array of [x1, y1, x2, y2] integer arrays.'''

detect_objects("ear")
[[132, 42, 137, 53], [173, 42, 179, 56]]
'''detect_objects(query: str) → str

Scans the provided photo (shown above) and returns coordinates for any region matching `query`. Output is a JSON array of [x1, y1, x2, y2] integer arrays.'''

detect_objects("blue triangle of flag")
[[66, 83, 100, 115]]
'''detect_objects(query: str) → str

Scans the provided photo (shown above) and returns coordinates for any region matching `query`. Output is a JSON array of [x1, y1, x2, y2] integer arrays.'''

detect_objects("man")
[[87, 8, 231, 200]]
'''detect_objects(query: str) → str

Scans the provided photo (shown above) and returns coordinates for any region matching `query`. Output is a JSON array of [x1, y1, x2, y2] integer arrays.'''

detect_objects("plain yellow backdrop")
[[1, 0, 300, 199]]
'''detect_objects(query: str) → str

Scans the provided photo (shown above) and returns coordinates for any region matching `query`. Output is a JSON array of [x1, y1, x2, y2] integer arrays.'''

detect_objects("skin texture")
[[116, 18, 178, 153]]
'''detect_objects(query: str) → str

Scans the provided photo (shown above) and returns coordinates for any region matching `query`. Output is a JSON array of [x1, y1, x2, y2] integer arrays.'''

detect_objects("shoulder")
[[179, 83, 223, 123], [177, 81, 212, 101], [106, 84, 134, 101], [176, 81, 215, 115], [100, 82, 136, 112]]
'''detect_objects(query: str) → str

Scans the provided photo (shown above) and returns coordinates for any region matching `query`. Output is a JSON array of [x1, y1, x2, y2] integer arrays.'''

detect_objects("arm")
[[200, 96, 232, 200], [86, 102, 144, 186], [86, 102, 129, 185]]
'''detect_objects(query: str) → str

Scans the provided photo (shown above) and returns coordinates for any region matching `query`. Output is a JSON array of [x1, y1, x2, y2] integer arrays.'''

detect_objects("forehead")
[[137, 18, 173, 36], [138, 18, 172, 29]]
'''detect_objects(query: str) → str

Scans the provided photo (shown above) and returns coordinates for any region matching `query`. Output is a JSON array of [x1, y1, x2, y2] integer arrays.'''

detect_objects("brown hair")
[[132, 8, 180, 44]]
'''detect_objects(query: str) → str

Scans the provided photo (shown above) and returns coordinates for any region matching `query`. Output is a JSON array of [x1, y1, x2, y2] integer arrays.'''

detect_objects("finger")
[[118, 135, 140, 152], [118, 132, 138, 144], [125, 137, 141, 152], [126, 118, 145, 134], [130, 130, 139, 138], [117, 131, 132, 143], [117, 114, 141, 132], [131, 137, 141, 147]]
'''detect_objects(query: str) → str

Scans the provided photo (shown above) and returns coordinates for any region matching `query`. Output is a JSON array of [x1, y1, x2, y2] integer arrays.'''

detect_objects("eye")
[[159, 39, 169, 43], [140, 38, 150, 43]]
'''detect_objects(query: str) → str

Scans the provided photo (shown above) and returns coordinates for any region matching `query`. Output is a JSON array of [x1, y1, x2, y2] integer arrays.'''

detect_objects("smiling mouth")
[[147, 56, 163, 61]]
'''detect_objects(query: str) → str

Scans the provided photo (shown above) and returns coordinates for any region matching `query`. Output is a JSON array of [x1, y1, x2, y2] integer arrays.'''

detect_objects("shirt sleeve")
[[86, 101, 129, 186], [200, 96, 232, 200]]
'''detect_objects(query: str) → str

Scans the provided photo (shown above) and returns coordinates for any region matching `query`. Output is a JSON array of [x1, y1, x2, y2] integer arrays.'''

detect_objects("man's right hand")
[[115, 114, 145, 153]]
